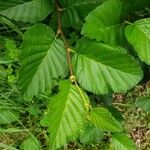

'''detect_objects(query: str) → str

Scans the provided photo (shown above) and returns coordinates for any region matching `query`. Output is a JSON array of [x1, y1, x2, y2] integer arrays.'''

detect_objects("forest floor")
[[0, 80, 150, 150]]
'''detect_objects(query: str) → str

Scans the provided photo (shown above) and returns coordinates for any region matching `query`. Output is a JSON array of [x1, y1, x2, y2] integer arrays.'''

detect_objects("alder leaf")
[[0, 0, 53, 23], [40, 80, 89, 150], [72, 39, 143, 95], [20, 135, 41, 150], [80, 124, 104, 144], [110, 133, 136, 150], [0, 0, 23, 11], [0, 109, 19, 125], [125, 18, 150, 65], [19, 24, 68, 99], [107, 106, 124, 124], [82, 0, 121, 44], [135, 97, 150, 112], [61, 0, 102, 29], [90, 107, 122, 132]]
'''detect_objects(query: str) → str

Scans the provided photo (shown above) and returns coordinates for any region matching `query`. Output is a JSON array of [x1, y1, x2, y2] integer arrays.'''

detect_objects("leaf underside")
[[90, 107, 122, 132], [0, 109, 19, 125], [20, 135, 41, 150], [80, 124, 104, 144], [135, 97, 150, 112], [82, 0, 121, 44], [125, 18, 150, 65], [61, 0, 102, 29], [19, 24, 68, 99], [0, 0, 23, 11], [41, 80, 89, 150], [111, 133, 136, 150], [72, 39, 143, 95], [0, 0, 53, 23]]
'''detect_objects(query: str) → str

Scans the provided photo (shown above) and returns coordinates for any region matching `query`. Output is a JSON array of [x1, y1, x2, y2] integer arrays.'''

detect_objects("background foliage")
[[0, 0, 150, 150]]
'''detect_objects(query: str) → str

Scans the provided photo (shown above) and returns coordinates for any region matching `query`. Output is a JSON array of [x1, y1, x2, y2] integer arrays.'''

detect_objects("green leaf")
[[19, 24, 68, 99], [41, 80, 89, 150], [0, 0, 53, 23], [135, 97, 150, 112], [0, 65, 7, 79], [72, 39, 143, 95], [61, 0, 102, 29], [82, 0, 121, 44], [110, 133, 136, 150], [90, 107, 122, 132], [125, 18, 150, 65], [0, 0, 23, 11], [0, 143, 18, 150], [80, 124, 104, 144], [0, 17, 23, 37], [20, 135, 41, 150], [0, 128, 27, 133], [27, 106, 40, 116], [5, 39, 19, 61], [0, 109, 19, 125], [101, 94, 113, 106], [107, 106, 124, 123]]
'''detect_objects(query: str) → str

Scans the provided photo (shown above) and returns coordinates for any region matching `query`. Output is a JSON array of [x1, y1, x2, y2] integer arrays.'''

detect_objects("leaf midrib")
[[51, 85, 71, 147]]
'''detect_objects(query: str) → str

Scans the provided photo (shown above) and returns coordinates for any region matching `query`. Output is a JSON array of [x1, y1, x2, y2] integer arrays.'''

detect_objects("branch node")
[[57, 7, 64, 12], [56, 29, 61, 37], [67, 48, 72, 53], [70, 75, 76, 82]]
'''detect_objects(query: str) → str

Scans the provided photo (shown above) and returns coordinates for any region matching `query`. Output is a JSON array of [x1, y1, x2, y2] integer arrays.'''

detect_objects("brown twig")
[[55, 1, 90, 111], [55, 2, 74, 77]]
